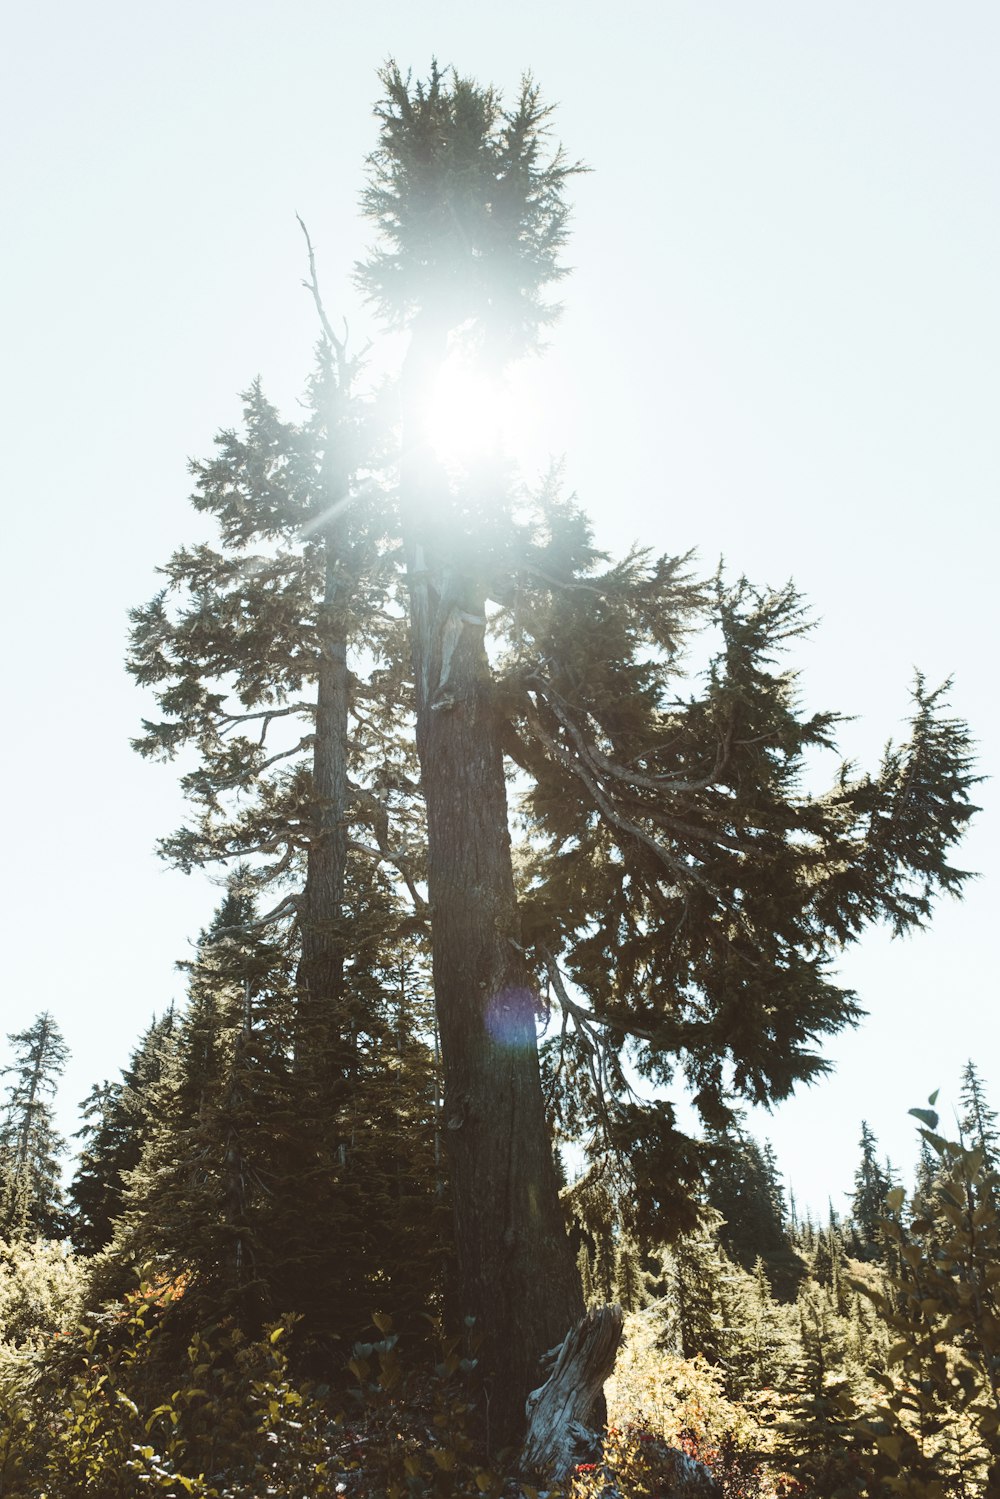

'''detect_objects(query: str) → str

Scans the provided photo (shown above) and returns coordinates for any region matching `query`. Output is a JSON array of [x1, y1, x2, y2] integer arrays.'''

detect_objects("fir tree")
[[659, 1215, 728, 1363], [68, 1010, 177, 1253], [359, 61, 592, 1445], [847, 1113, 1000, 1494], [126, 60, 980, 1455], [103, 878, 449, 1345], [0, 1013, 69, 1240], [959, 1058, 1000, 1175], [850, 1121, 893, 1259], [703, 1125, 789, 1272], [721, 1255, 793, 1399], [125, 308, 445, 1342], [359, 59, 978, 1449]]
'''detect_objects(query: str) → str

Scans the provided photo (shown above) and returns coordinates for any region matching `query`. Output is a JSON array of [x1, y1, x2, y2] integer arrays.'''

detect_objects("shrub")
[[0, 1238, 84, 1349]]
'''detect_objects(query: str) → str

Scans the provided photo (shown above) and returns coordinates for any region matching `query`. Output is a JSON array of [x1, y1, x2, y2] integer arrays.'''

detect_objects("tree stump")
[[519, 1303, 624, 1482]]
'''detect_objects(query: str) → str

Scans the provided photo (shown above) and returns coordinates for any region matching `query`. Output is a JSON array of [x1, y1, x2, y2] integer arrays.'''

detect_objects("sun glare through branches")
[[419, 348, 548, 472]]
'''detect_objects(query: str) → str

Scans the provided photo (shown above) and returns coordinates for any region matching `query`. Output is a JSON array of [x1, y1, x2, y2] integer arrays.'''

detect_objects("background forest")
[[1, 1009, 999, 1495], [2, 20, 998, 1499]]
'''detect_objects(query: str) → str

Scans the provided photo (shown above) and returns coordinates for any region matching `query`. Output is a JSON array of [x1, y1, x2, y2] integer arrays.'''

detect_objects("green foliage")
[[126, 371, 407, 892], [960, 1061, 1000, 1181], [125, 337, 451, 1352], [704, 1127, 790, 1274], [850, 1122, 894, 1260], [358, 60, 582, 349], [93, 885, 449, 1350], [0, 1293, 344, 1498], [69, 1010, 178, 1253], [518, 561, 977, 1240], [0, 1238, 83, 1350], [0, 1300, 507, 1499], [847, 1128, 1000, 1495], [777, 1107, 1000, 1497], [0, 1014, 69, 1240], [604, 1314, 793, 1497]]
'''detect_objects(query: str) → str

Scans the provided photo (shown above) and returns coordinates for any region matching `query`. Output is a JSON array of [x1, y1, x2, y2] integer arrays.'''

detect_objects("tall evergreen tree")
[[0, 1013, 69, 1240], [359, 61, 590, 1446], [128, 60, 979, 1459], [850, 1121, 893, 1259], [959, 1059, 999, 1174], [703, 1125, 788, 1271], [358, 60, 978, 1450], [125, 314, 444, 1339], [69, 1009, 177, 1253]]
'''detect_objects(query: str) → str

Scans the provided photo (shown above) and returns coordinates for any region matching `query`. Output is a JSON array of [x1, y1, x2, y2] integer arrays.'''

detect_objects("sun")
[[419, 348, 541, 471]]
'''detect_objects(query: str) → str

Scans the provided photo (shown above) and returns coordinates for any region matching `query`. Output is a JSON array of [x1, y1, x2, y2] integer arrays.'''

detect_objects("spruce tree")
[[703, 1125, 789, 1271], [126, 317, 446, 1340], [0, 1013, 69, 1240], [959, 1059, 999, 1175], [359, 61, 590, 1444], [359, 60, 977, 1449], [69, 1009, 177, 1253], [128, 60, 980, 1457], [850, 1121, 893, 1259]]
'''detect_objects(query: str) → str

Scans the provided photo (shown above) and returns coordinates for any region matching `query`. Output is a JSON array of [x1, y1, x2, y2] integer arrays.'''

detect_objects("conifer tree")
[[721, 1255, 793, 1398], [704, 1125, 789, 1271], [358, 59, 978, 1449], [358, 61, 592, 1444], [959, 1059, 999, 1175], [100, 876, 448, 1343], [0, 1013, 69, 1240], [69, 1010, 177, 1253], [126, 308, 447, 1341], [128, 60, 979, 1457], [850, 1121, 893, 1260], [846, 1113, 1000, 1494], [659, 1216, 728, 1363]]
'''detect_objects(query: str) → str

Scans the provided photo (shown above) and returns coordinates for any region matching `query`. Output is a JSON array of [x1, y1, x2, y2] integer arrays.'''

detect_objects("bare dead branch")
[[297, 215, 345, 357]]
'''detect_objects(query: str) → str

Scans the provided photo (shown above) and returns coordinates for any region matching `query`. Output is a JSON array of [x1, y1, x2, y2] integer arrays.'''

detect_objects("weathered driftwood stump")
[[519, 1303, 624, 1482]]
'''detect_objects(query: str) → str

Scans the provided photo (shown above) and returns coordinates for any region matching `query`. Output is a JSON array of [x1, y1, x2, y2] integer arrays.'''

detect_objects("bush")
[[0, 1238, 83, 1349]]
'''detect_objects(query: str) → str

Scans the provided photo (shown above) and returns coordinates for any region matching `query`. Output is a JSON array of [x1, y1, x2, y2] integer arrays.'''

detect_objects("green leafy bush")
[[0, 1289, 508, 1499], [0, 1238, 83, 1349]]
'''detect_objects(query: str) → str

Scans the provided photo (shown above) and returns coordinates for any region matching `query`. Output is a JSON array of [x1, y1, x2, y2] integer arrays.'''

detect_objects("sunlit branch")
[[522, 698, 711, 893], [256, 736, 316, 775], [296, 214, 347, 359], [217, 704, 314, 742], [531, 671, 732, 795]]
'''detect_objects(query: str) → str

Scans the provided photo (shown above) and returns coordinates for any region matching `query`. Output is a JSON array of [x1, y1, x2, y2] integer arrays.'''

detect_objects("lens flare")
[[419, 346, 553, 473], [484, 986, 538, 1048]]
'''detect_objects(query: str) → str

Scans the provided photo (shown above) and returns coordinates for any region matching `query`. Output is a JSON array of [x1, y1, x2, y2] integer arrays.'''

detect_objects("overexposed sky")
[[2, 2, 996, 1219]]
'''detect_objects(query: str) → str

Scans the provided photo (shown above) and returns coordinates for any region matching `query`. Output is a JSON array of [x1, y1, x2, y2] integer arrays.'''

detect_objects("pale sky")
[[2, 2, 997, 1221]]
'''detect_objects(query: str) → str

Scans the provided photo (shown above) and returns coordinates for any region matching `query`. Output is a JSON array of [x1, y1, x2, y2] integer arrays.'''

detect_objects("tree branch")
[[297, 215, 346, 358]]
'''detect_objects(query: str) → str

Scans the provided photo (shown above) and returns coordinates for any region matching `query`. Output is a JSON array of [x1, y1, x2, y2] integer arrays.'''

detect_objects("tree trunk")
[[520, 1304, 624, 1481], [296, 449, 351, 1089], [400, 327, 586, 1450]]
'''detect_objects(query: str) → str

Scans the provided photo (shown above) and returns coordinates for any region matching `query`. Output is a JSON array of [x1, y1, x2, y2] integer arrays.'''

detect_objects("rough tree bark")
[[294, 267, 354, 1086], [296, 518, 350, 1050], [521, 1304, 624, 1480], [400, 324, 587, 1449]]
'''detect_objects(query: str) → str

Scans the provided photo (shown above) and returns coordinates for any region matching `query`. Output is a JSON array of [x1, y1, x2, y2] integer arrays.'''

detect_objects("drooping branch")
[[529, 673, 747, 847], [538, 672, 733, 793], [522, 696, 711, 894]]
